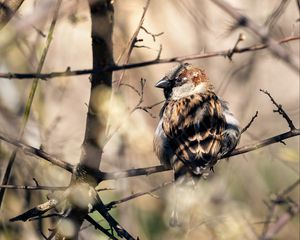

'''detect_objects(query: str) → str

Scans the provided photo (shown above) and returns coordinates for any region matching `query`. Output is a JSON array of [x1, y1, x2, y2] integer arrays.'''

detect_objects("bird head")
[[155, 63, 212, 100]]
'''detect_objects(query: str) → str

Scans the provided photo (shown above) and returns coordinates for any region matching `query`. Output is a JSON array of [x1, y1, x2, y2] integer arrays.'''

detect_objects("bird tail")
[[173, 159, 202, 185]]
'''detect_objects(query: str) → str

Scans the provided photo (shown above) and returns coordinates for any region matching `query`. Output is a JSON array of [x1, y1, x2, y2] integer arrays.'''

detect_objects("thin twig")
[[227, 33, 245, 60], [106, 181, 172, 210], [0, 36, 298, 80], [0, 184, 68, 191], [116, 0, 151, 89], [0, 133, 74, 173], [260, 89, 296, 130], [241, 111, 258, 134], [140, 26, 164, 42]]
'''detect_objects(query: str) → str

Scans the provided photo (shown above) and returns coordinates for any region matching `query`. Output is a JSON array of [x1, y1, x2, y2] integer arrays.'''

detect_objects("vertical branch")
[[81, 0, 114, 171], [0, 0, 24, 30], [56, 2, 114, 239]]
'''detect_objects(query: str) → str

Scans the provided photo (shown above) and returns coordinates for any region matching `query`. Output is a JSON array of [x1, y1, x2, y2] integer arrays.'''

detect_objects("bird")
[[153, 63, 241, 184]]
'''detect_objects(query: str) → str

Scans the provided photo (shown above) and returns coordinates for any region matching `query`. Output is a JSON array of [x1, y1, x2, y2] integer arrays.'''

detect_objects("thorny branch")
[[260, 89, 296, 130], [0, 35, 298, 80]]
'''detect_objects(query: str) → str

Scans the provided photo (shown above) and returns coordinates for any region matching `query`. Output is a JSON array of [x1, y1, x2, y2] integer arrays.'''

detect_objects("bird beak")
[[155, 78, 170, 88]]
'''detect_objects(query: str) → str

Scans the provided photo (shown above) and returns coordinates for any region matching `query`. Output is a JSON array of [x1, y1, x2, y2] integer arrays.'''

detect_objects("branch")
[[10, 199, 59, 222], [58, 1, 115, 239], [1, 128, 298, 182], [105, 181, 172, 210], [0, 184, 68, 191], [263, 203, 300, 239], [260, 89, 296, 130], [85, 215, 118, 240], [93, 193, 136, 240], [101, 129, 300, 180], [260, 179, 300, 239], [79, 0, 114, 170], [115, 0, 150, 88], [211, 0, 299, 72], [0, 0, 25, 30], [0, 133, 74, 173], [241, 110, 258, 134], [0, 35, 298, 80]]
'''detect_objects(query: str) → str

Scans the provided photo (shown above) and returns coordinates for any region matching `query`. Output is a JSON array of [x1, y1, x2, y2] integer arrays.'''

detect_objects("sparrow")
[[153, 63, 240, 183]]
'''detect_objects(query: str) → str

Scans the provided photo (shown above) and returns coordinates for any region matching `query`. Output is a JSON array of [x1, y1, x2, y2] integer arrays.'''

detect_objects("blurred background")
[[0, 0, 299, 239]]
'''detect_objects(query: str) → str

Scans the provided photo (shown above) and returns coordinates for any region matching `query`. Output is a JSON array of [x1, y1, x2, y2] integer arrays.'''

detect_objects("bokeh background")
[[0, 0, 299, 239]]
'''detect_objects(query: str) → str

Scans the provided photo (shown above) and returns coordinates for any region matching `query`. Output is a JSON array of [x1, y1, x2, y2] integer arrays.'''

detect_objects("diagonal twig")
[[241, 111, 258, 134], [105, 181, 172, 210], [260, 89, 296, 130], [0, 0, 25, 30], [93, 193, 136, 240], [85, 215, 118, 240]]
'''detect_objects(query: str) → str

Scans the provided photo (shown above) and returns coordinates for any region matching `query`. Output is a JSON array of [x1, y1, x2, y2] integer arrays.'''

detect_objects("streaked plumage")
[[154, 63, 240, 182]]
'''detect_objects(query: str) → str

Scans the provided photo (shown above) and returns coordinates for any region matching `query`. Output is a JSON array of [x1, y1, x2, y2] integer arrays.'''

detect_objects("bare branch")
[[211, 0, 299, 72], [0, 184, 68, 191], [1, 128, 299, 182], [85, 215, 118, 240], [0, 36, 298, 80], [227, 33, 245, 60], [115, 0, 151, 88], [105, 181, 172, 210], [260, 89, 296, 130], [93, 193, 136, 240], [10, 199, 59, 222], [265, 0, 290, 29], [102, 129, 300, 180], [140, 26, 164, 42], [241, 111, 259, 134], [0, 0, 25, 30], [0, 133, 74, 173], [260, 179, 300, 239], [263, 203, 300, 239]]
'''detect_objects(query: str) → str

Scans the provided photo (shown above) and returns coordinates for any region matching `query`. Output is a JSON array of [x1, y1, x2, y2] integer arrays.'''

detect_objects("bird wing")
[[162, 93, 226, 178]]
